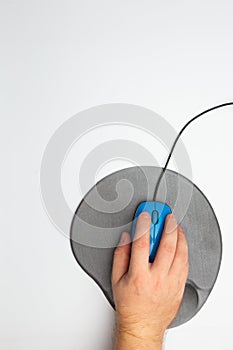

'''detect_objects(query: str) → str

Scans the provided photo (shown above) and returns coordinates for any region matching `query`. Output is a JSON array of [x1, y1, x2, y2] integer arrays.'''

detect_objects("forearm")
[[114, 330, 164, 350]]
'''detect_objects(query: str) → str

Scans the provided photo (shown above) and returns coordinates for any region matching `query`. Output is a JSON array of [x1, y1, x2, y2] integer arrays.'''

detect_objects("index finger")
[[128, 211, 151, 275]]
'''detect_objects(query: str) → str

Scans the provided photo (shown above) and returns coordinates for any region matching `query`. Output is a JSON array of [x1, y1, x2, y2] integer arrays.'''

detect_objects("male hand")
[[111, 212, 189, 350]]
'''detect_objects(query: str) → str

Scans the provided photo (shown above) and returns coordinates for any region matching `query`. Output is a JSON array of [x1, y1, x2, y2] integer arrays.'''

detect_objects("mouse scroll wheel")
[[152, 210, 159, 225]]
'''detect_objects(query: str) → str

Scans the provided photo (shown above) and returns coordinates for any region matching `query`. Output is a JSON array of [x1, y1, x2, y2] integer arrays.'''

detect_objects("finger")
[[128, 211, 151, 274], [151, 214, 178, 276], [111, 231, 131, 285], [169, 226, 189, 279]]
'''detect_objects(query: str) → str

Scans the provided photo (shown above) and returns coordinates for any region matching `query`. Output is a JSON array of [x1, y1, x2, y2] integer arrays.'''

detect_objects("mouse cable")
[[153, 102, 233, 200]]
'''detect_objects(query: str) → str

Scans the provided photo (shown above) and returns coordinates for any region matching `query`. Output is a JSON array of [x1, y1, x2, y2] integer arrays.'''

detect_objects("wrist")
[[116, 316, 165, 345], [115, 328, 164, 350]]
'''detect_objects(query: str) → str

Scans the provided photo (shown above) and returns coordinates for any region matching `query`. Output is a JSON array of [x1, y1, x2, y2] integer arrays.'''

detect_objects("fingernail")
[[120, 232, 129, 244], [139, 211, 150, 219], [166, 214, 177, 233]]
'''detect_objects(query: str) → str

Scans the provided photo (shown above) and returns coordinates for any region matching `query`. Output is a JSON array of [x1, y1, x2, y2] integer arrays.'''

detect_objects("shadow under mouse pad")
[[70, 166, 222, 328]]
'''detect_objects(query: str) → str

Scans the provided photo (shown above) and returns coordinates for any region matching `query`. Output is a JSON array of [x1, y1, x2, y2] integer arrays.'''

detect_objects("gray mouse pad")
[[70, 166, 222, 327]]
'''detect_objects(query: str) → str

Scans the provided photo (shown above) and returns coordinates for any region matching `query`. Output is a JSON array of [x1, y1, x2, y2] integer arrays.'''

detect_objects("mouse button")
[[152, 210, 159, 224]]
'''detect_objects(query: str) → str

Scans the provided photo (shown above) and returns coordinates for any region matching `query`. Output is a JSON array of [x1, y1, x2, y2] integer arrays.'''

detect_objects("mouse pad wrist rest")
[[70, 166, 222, 328]]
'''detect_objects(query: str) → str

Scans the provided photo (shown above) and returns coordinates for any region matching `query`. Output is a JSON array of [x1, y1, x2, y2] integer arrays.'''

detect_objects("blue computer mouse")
[[131, 201, 172, 263]]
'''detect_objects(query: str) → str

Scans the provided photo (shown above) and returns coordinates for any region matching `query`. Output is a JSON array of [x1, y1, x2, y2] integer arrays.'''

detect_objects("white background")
[[1, 1, 233, 349]]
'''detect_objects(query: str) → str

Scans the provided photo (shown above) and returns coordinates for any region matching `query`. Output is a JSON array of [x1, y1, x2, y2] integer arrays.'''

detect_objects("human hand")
[[111, 212, 189, 350]]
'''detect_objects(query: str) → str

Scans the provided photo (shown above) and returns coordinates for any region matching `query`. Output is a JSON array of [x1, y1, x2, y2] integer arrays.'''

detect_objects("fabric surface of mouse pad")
[[70, 166, 222, 328]]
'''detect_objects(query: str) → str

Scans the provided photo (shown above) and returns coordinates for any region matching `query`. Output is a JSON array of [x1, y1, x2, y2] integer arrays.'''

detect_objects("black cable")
[[153, 102, 233, 200]]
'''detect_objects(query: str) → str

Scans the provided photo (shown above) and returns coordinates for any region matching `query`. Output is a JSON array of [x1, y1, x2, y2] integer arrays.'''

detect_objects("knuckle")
[[176, 243, 189, 263], [152, 276, 163, 290], [162, 241, 175, 254], [179, 252, 188, 264], [114, 246, 123, 256], [134, 236, 148, 249], [132, 275, 146, 290]]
